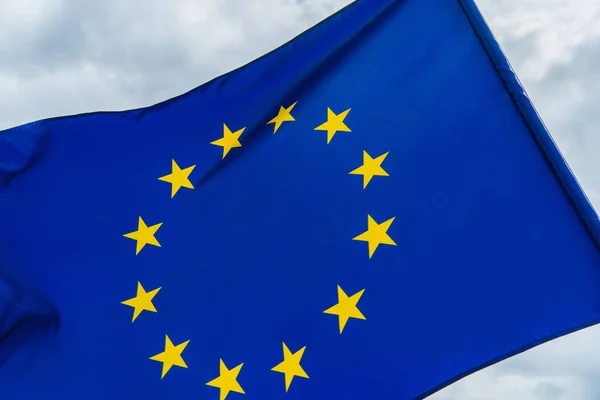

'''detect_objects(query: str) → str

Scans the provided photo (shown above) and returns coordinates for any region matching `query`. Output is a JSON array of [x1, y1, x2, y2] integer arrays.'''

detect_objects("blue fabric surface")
[[1, 0, 599, 399]]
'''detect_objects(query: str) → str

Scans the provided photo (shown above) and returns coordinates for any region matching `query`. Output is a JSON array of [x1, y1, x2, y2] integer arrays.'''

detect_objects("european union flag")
[[1, 0, 600, 399]]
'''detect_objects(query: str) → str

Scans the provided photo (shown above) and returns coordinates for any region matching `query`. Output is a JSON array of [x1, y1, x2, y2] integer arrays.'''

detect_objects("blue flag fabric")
[[1, 0, 600, 399]]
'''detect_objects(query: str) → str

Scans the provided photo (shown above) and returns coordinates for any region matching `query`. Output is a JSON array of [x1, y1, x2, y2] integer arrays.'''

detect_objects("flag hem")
[[456, 0, 600, 250]]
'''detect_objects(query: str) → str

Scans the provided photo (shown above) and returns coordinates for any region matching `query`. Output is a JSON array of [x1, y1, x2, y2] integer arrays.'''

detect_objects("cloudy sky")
[[1, 0, 599, 398]]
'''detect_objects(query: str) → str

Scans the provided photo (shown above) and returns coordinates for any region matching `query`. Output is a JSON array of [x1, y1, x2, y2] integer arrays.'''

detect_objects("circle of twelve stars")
[[120, 102, 395, 399]]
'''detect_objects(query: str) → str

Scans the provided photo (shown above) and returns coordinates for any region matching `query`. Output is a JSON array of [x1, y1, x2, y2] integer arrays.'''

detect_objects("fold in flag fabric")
[[1, 0, 600, 399]]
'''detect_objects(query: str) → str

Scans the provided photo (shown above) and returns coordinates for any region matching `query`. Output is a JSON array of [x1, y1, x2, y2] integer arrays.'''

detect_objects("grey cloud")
[[538, 37, 600, 194], [533, 382, 565, 399], [0, 0, 351, 128]]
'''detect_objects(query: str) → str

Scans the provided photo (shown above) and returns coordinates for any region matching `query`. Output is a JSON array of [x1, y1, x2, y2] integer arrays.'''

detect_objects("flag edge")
[[415, 1, 600, 398], [455, 0, 600, 250]]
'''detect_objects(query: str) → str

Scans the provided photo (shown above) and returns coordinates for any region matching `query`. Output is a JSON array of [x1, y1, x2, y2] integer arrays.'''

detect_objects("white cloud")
[[0, 0, 350, 128], [434, 372, 587, 400], [476, 0, 600, 79]]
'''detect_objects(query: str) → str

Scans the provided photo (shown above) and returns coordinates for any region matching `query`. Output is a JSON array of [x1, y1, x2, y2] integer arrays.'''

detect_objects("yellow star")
[[314, 107, 351, 144], [271, 342, 308, 392], [121, 281, 161, 322], [324, 285, 366, 333], [267, 102, 297, 133], [206, 359, 245, 400], [349, 151, 389, 188], [123, 217, 163, 255], [149, 335, 190, 379], [353, 215, 396, 258], [158, 159, 196, 198], [211, 123, 245, 159]]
